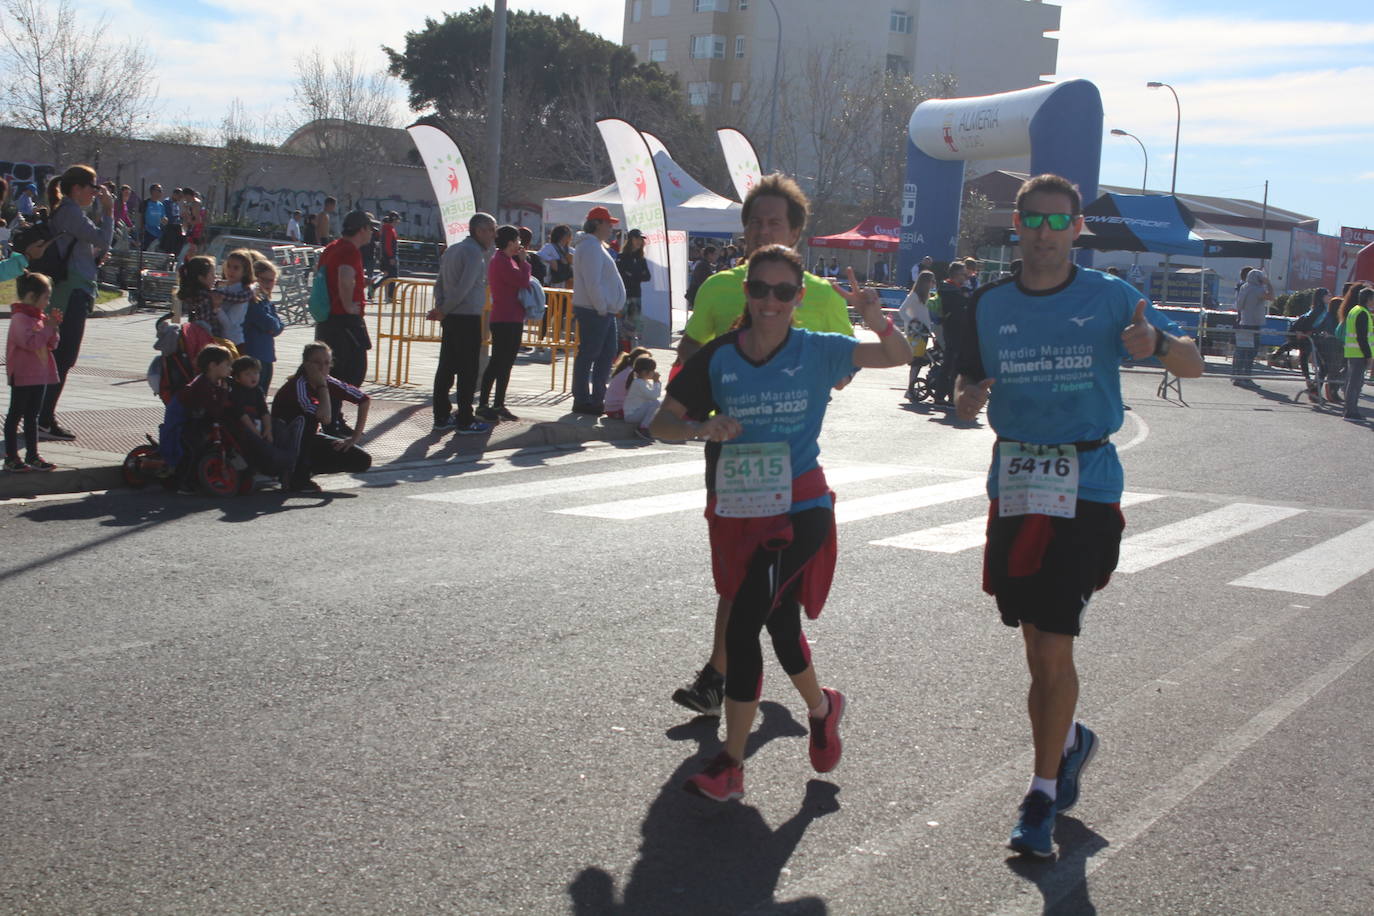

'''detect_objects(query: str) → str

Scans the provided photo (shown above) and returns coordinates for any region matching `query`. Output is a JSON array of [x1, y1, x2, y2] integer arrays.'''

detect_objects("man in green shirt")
[[671, 173, 857, 718], [677, 176, 855, 364]]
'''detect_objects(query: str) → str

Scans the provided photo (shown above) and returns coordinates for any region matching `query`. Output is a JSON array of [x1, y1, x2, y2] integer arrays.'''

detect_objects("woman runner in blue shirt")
[[651, 245, 911, 802]]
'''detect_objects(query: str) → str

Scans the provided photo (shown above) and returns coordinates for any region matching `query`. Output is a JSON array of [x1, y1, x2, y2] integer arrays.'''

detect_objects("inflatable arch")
[[898, 79, 1104, 280]]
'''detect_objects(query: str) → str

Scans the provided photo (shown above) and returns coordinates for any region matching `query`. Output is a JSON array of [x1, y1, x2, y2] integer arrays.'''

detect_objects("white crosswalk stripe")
[[409, 459, 702, 505], [1116, 503, 1305, 574], [870, 491, 1164, 553], [554, 463, 907, 520], [834, 476, 987, 524], [329, 445, 674, 490], [1229, 518, 1374, 597], [403, 449, 1374, 597]]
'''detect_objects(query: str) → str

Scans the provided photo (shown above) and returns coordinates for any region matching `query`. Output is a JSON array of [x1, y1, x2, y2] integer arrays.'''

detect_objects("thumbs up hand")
[[1121, 299, 1159, 360], [956, 376, 995, 421]]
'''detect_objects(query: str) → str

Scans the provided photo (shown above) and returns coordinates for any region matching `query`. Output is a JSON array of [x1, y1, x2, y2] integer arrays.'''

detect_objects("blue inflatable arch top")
[[898, 79, 1103, 280]]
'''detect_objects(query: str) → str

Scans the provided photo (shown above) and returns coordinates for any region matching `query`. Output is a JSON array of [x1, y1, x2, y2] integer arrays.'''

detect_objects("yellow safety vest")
[[1344, 304, 1371, 358]]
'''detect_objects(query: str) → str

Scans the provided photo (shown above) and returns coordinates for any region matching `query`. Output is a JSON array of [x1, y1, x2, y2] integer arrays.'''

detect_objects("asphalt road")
[[2, 364, 1371, 915]]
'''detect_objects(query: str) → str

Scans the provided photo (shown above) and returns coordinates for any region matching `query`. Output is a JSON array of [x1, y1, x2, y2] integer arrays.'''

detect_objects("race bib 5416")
[[998, 442, 1078, 518]]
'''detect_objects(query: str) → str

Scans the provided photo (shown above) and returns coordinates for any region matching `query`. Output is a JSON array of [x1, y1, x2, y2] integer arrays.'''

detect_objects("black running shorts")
[[983, 499, 1125, 637]]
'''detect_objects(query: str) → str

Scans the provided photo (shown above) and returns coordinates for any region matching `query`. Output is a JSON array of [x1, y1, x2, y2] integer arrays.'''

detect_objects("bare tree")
[[773, 44, 889, 235], [853, 71, 958, 219], [208, 98, 272, 219], [291, 47, 399, 206], [959, 189, 994, 256], [0, 0, 157, 166]]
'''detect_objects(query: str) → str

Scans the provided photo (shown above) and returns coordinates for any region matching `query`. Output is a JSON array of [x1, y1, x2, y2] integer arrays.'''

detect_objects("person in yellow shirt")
[[671, 173, 857, 718], [677, 175, 854, 364]]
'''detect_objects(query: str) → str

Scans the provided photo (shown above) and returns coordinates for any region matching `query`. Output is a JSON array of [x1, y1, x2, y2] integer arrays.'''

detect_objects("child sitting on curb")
[[623, 356, 661, 440]]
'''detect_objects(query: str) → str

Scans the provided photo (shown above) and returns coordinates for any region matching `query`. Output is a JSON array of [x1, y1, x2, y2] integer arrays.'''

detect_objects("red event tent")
[[809, 217, 901, 252]]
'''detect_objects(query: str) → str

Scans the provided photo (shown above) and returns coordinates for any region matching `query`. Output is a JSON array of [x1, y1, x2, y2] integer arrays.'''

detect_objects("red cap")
[[586, 205, 620, 225]]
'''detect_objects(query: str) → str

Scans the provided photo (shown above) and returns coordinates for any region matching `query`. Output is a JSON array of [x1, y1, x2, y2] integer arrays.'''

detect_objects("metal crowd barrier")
[[369, 280, 579, 391]]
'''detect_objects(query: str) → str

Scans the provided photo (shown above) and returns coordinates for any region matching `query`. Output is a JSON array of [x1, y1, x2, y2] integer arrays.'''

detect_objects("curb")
[[0, 465, 124, 500], [0, 417, 636, 501], [92, 295, 138, 318]]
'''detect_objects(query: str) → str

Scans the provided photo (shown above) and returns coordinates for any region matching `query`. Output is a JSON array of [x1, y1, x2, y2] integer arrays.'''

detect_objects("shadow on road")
[[1003, 815, 1107, 915], [1, 488, 354, 583], [568, 701, 837, 916]]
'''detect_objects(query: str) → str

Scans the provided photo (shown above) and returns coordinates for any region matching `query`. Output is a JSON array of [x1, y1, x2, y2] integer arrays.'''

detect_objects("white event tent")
[[542, 149, 741, 233]]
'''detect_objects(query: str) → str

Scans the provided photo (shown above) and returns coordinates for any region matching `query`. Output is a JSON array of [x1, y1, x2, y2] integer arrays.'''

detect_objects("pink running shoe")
[[808, 688, 846, 773], [685, 751, 744, 802]]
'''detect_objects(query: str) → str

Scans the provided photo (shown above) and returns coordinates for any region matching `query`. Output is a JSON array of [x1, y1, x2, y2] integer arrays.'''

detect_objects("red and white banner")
[[640, 132, 689, 325], [407, 124, 477, 245], [716, 127, 762, 204], [1340, 226, 1374, 247], [597, 118, 672, 347], [1289, 227, 1341, 291]]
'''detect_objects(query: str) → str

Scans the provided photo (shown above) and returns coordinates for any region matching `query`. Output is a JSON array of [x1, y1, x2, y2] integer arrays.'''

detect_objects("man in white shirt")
[[570, 205, 627, 414], [286, 210, 303, 243]]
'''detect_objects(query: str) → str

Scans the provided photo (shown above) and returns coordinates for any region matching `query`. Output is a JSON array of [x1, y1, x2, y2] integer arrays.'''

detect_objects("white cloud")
[[87, 0, 625, 134]]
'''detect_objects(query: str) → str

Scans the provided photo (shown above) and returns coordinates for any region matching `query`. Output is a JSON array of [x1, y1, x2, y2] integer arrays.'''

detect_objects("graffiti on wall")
[[0, 158, 57, 191], [232, 187, 442, 240]]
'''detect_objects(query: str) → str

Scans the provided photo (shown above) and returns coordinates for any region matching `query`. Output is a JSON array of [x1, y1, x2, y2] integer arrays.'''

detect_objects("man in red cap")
[[570, 206, 627, 414]]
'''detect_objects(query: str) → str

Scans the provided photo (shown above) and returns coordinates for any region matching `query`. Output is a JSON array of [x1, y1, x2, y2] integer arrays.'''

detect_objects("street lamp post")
[[1110, 128, 1148, 194], [1148, 81, 1181, 307], [1110, 129, 1149, 267], [484, 0, 508, 215], [763, 0, 781, 173]]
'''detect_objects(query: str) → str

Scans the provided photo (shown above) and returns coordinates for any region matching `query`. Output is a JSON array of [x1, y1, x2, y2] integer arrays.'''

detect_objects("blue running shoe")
[[1055, 723, 1099, 814], [1008, 790, 1056, 858]]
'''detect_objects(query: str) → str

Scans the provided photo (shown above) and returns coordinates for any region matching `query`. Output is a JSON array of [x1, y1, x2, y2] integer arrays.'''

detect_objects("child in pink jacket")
[[5, 272, 61, 471]]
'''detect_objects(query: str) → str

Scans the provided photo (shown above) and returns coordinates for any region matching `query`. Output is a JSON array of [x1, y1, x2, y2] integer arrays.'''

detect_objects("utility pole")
[[484, 0, 508, 216], [1260, 180, 1269, 271]]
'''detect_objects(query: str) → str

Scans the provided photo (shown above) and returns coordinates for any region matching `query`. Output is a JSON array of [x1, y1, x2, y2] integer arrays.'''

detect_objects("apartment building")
[[623, 0, 1060, 117]]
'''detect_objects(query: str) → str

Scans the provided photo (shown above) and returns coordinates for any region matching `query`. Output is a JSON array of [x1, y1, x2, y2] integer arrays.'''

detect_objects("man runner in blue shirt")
[[955, 174, 1203, 858]]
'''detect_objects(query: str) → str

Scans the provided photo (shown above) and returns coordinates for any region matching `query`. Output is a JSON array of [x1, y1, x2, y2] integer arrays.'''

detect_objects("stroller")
[[123, 317, 254, 496], [903, 319, 943, 403]]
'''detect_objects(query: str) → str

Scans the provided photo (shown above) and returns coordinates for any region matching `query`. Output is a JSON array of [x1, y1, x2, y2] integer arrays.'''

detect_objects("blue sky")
[[102, 0, 1370, 236]]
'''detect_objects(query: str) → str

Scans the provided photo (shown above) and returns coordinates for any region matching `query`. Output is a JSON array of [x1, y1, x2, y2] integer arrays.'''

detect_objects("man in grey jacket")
[[1231, 267, 1271, 385], [428, 213, 496, 433]]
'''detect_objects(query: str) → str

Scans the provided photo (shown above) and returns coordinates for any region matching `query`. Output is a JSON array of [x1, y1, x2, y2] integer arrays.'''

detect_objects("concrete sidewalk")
[[0, 301, 668, 499]]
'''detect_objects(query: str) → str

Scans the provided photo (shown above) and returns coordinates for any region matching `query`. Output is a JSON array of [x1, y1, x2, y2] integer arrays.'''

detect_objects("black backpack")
[[10, 215, 74, 285]]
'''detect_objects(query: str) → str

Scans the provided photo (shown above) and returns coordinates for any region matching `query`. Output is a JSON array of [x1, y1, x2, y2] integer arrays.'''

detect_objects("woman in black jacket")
[[617, 228, 652, 349]]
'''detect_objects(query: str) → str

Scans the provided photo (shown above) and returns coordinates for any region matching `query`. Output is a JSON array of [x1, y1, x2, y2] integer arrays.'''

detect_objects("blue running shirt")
[[959, 267, 1180, 502], [667, 328, 860, 511]]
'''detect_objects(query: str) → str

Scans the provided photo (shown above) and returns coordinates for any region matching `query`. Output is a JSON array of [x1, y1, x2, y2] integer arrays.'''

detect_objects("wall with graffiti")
[[0, 158, 56, 191], [230, 187, 442, 240]]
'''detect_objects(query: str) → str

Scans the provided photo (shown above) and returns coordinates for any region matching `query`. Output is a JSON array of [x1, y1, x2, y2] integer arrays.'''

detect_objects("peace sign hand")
[[831, 267, 882, 325]]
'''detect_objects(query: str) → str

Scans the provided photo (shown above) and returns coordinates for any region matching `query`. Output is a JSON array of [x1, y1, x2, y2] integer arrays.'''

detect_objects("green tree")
[[384, 10, 717, 206]]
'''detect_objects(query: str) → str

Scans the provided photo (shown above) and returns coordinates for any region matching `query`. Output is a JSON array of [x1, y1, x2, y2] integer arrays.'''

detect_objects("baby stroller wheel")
[[197, 452, 241, 497], [122, 444, 157, 488], [908, 378, 930, 402]]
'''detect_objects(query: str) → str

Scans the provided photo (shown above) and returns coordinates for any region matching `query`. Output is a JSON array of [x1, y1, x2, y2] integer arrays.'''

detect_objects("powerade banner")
[[716, 127, 762, 203], [1288, 227, 1340, 292], [407, 123, 477, 245], [597, 118, 672, 348], [641, 132, 689, 327]]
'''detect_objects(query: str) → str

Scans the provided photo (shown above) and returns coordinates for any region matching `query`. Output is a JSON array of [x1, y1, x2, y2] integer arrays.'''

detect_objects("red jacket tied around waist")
[[705, 466, 838, 619]]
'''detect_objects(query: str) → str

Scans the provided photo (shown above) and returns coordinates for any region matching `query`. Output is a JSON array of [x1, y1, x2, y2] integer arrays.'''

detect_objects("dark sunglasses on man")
[[1018, 210, 1077, 231]]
